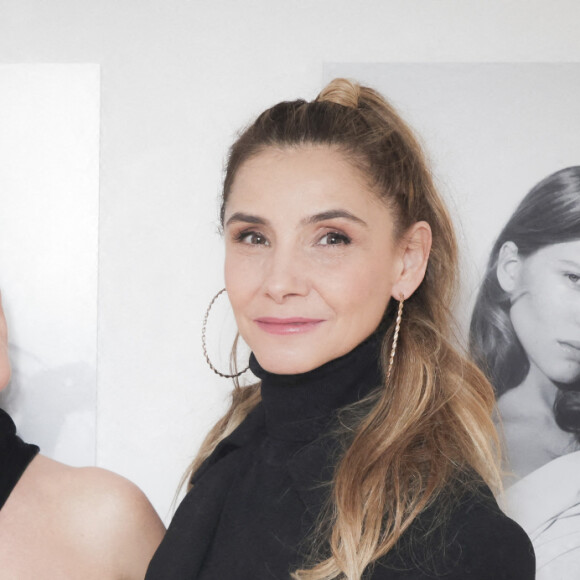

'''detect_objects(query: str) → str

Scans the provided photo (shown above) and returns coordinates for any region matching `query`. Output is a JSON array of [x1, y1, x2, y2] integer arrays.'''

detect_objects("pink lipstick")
[[254, 317, 324, 335]]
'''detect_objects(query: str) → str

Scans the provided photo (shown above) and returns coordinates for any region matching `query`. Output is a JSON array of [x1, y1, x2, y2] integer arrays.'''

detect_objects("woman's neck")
[[519, 362, 560, 409], [498, 363, 578, 481]]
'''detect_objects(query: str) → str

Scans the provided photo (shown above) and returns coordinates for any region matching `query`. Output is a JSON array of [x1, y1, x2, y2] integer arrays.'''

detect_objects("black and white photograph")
[[471, 167, 580, 578]]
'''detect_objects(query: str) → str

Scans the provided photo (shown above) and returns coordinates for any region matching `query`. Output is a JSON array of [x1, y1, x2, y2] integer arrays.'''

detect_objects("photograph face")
[[508, 240, 580, 387]]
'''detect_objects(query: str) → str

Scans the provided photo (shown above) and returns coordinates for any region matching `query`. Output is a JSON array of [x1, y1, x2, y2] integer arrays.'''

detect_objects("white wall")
[[0, 0, 579, 522], [0, 64, 99, 466]]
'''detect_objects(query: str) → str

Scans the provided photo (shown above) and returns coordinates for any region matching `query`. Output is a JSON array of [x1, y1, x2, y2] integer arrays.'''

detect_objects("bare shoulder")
[[31, 457, 165, 579], [67, 466, 162, 524], [64, 465, 166, 578], [1, 455, 164, 579], [66, 465, 161, 520]]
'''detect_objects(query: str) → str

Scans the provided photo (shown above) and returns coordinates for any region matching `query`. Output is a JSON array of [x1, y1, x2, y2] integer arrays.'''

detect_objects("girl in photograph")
[[470, 166, 580, 579], [147, 79, 534, 580]]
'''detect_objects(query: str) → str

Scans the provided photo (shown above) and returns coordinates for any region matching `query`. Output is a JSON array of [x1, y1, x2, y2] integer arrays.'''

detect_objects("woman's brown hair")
[[189, 79, 501, 580]]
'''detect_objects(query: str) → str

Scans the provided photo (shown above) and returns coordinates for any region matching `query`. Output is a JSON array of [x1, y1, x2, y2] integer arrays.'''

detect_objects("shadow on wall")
[[0, 344, 96, 464]]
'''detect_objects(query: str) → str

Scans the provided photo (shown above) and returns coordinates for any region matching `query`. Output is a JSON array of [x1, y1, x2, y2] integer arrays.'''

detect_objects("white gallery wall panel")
[[0, 64, 100, 466]]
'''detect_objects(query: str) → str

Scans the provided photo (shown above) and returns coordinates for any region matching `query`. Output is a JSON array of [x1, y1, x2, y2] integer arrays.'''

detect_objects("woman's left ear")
[[390, 221, 432, 300]]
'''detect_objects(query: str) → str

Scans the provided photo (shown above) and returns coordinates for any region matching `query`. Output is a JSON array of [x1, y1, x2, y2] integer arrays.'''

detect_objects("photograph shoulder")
[[8, 457, 164, 579]]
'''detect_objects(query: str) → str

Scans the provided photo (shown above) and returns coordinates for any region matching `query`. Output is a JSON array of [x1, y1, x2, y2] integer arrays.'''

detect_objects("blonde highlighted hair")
[[189, 79, 501, 580]]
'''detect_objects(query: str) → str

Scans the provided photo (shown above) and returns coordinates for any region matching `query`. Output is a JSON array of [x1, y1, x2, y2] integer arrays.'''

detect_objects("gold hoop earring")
[[201, 288, 250, 379], [386, 294, 404, 384]]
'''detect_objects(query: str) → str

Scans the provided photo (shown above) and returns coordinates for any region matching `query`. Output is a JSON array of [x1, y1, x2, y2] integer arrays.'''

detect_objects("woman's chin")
[[249, 336, 364, 376], [554, 377, 580, 392]]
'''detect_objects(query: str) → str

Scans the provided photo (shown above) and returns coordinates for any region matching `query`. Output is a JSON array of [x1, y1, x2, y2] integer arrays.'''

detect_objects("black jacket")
[[147, 403, 535, 579], [147, 336, 535, 579]]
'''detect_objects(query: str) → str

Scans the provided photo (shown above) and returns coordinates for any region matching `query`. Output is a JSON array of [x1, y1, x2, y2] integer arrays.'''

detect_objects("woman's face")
[[508, 239, 580, 386], [223, 146, 404, 375]]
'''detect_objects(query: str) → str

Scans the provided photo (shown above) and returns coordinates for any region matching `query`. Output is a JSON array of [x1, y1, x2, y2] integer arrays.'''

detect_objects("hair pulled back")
[[470, 166, 580, 440], [193, 79, 501, 580]]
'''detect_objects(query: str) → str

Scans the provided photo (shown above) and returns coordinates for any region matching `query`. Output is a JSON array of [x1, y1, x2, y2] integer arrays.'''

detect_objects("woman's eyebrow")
[[302, 210, 368, 227], [225, 212, 268, 226], [226, 209, 368, 228]]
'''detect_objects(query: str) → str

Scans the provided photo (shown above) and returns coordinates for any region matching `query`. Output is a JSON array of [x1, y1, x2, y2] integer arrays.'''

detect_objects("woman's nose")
[[261, 246, 309, 303]]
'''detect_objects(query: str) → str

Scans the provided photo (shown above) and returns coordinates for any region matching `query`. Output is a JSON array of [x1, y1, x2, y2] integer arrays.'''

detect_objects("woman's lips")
[[559, 340, 580, 356], [254, 317, 324, 335]]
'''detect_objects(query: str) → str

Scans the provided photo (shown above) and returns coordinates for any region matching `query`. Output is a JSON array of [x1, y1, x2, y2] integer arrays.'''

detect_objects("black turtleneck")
[[254, 331, 382, 444], [146, 335, 535, 580], [0, 408, 39, 509]]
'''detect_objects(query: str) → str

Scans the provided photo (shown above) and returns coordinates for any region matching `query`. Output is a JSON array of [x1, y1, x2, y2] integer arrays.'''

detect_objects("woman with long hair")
[[147, 79, 534, 579], [470, 166, 580, 578]]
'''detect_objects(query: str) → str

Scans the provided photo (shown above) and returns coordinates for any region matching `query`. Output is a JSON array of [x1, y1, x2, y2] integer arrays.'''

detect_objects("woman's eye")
[[566, 272, 580, 285], [318, 232, 351, 246], [236, 231, 268, 245]]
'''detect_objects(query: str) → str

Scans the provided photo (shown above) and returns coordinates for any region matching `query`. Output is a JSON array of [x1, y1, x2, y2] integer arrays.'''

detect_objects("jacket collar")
[[192, 402, 339, 519]]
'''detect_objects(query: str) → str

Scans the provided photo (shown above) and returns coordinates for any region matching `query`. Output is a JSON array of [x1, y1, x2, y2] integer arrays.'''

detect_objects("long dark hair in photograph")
[[469, 166, 580, 439]]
